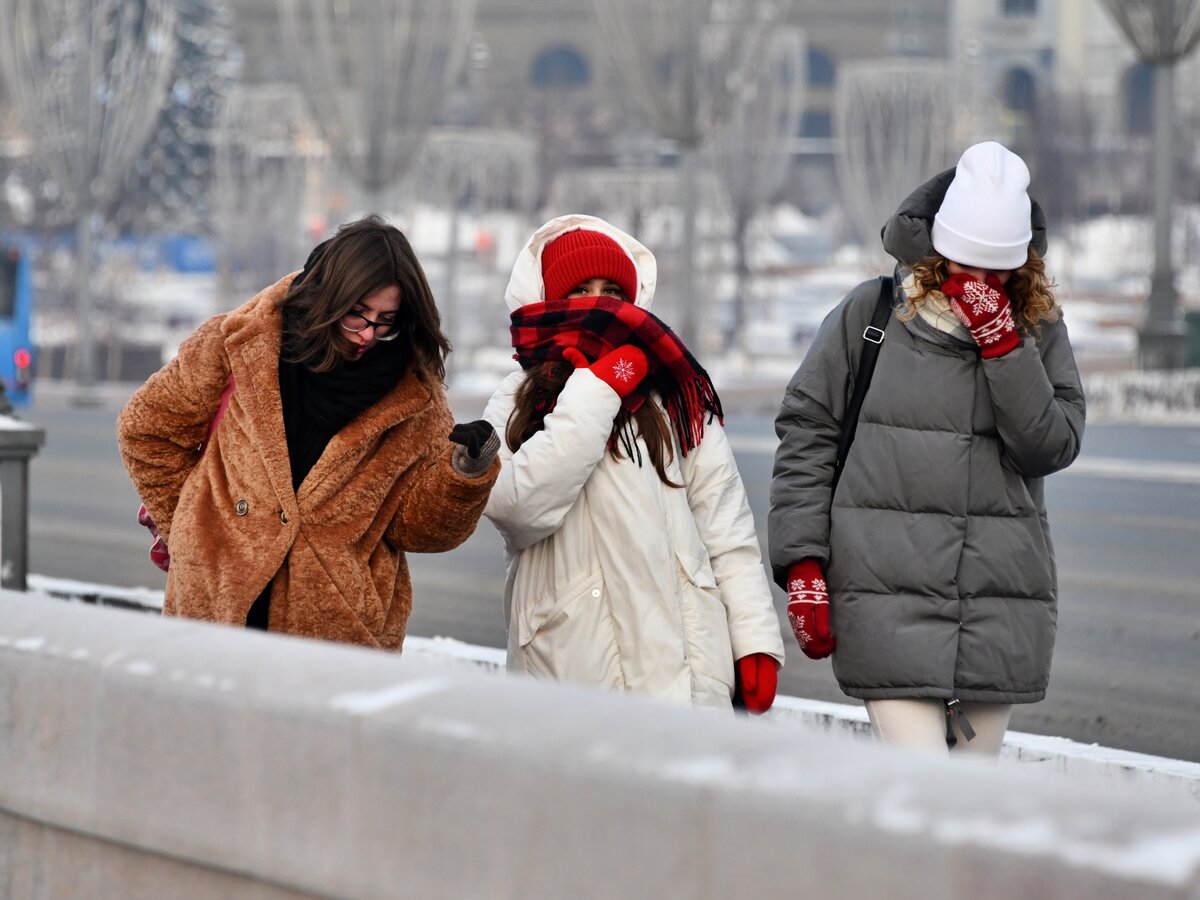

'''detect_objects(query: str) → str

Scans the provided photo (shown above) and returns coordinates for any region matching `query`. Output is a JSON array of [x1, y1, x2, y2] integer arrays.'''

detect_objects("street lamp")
[[1100, 0, 1200, 370]]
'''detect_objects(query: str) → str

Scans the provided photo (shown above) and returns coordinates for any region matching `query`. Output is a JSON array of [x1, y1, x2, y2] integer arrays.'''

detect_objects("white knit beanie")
[[931, 141, 1032, 270]]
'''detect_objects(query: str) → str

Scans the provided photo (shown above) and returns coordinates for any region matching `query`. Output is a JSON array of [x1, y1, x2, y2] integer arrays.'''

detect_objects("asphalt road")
[[18, 383, 1200, 762]]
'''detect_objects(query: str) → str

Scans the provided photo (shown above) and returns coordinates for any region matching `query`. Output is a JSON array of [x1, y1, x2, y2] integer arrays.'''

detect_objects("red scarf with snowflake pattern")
[[510, 296, 723, 455]]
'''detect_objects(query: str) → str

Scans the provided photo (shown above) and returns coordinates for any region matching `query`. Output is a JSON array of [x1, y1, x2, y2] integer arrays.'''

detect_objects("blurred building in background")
[[950, 0, 1200, 224], [224, 0, 1198, 220], [227, 0, 954, 215]]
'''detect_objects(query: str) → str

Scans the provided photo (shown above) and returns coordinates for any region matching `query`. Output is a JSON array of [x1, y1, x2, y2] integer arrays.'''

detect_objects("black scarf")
[[278, 307, 408, 490]]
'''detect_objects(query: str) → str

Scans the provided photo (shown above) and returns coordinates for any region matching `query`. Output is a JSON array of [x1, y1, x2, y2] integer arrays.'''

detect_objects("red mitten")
[[562, 344, 647, 399], [940, 272, 1020, 358], [735, 653, 778, 714], [787, 559, 835, 660]]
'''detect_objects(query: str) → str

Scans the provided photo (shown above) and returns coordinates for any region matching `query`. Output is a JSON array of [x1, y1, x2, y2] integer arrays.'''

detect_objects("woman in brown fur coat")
[[118, 216, 500, 649]]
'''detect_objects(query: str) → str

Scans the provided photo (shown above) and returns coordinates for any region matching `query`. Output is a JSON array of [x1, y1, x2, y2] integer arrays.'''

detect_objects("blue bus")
[[0, 245, 35, 406]]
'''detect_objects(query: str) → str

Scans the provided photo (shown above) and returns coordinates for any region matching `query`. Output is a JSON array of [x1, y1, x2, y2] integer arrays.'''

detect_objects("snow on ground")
[[28, 574, 165, 611]]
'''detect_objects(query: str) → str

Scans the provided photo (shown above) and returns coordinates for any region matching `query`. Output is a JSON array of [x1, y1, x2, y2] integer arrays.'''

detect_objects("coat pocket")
[[517, 570, 624, 689], [675, 551, 735, 699], [676, 551, 718, 589]]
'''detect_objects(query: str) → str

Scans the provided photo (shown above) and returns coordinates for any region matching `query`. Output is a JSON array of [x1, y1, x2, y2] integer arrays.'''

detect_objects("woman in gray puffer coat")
[[768, 141, 1085, 757]]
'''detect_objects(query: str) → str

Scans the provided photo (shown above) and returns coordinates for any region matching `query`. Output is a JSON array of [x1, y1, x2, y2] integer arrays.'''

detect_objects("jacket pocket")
[[517, 570, 624, 689], [676, 551, 718, 589], [675, 551, 735, 698]]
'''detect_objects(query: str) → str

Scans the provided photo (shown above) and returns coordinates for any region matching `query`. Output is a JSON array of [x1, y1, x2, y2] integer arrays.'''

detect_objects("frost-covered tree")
[[710, 28, 805, 352], [110, 0, 239, 234], [0, 0, 177, 396]]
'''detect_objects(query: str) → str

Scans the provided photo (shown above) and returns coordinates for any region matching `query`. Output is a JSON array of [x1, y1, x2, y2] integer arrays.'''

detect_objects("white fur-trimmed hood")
[[503, 214, 658, 313]]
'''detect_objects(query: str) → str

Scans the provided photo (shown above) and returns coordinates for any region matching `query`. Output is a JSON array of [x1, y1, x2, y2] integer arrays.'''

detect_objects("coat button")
[[591, 588, 601, 597], [235, 499, 249, 516], [280, 511, 289, 524]]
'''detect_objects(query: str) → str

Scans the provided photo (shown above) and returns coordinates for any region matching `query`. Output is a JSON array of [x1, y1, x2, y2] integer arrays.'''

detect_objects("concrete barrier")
[[404, 636, 1200, 809], [25, 578, 1200, 808], [2, 591, 1199, 899]]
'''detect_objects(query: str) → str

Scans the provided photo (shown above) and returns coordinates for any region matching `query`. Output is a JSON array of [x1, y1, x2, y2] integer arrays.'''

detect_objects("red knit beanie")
[[540, 229, 638, 302]]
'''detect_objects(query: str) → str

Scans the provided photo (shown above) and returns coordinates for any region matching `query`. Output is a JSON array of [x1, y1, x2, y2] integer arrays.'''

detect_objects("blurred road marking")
[[729, 436, 1200, 486]]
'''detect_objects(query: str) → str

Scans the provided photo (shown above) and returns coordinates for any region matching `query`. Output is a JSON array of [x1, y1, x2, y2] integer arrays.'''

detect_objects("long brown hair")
[[904, 247, 1059, 333], [277, 215, 450, 378], [506, 361, 683, 487]]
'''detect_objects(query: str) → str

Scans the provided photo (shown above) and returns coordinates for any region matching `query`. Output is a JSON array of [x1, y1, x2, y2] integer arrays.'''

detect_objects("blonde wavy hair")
[[902, 247, 1059, 334]]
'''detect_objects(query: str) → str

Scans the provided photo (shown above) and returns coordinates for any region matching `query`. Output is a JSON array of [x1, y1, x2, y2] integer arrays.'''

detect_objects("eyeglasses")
[[339, 311, 399, 341]]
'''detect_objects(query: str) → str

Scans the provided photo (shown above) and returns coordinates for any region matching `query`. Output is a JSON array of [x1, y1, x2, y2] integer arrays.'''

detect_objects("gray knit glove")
[[449, 420, 499, 478]]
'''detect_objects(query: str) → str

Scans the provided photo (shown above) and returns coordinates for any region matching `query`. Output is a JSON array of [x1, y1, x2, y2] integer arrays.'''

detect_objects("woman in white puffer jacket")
[[482, 214, 785, 712]]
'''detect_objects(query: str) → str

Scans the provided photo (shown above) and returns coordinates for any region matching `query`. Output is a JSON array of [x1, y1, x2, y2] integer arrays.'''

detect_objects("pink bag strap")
[[205, 374, 236, 444]]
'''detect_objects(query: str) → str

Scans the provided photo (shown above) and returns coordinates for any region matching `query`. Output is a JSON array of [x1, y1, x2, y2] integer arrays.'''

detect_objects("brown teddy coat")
[[117, 274, 498, 650]]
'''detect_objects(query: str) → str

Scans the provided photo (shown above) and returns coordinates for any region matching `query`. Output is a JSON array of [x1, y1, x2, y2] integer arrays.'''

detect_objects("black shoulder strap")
[[832, 276, 893, 494]]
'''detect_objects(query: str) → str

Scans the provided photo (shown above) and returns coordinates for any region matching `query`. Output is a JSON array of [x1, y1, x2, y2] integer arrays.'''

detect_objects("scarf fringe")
[[662, 377, 724, 456]]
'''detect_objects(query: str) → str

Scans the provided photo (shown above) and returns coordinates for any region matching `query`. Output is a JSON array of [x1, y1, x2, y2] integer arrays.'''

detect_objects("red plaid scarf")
[[510, 296, 723, 455]]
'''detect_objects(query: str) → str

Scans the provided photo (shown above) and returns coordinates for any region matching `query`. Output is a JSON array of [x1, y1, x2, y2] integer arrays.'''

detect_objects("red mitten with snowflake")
[[940, 272, 1020, 358], [562, 344, 648, 399], [787, 559, 835, 660], [735, 653, 778, 714]]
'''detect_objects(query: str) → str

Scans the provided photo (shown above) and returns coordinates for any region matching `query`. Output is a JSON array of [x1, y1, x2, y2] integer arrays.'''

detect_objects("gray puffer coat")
[[768, 172, 1085, 704]]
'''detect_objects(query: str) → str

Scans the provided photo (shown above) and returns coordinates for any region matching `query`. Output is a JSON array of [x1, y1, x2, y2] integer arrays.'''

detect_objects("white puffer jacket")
[[483, 215, 785, 708]]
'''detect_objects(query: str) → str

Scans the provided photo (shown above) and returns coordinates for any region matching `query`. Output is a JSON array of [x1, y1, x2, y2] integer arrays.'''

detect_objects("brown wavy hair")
[[903, 247, 1059, 334], [506, 362, 682, 487], [276, 215, 450, 377]]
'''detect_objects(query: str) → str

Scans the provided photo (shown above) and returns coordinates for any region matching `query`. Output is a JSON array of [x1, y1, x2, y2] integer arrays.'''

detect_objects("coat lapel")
[[222, 276, 300, 509]]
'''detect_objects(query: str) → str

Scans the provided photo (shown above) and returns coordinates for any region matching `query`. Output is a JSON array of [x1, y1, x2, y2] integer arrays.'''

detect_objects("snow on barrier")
[[2, 591, 1199, 899]]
